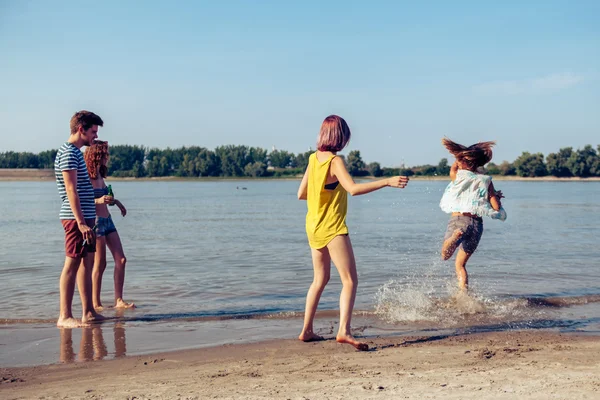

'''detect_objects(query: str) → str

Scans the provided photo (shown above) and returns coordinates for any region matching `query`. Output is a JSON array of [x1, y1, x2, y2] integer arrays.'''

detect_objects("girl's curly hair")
[[442, 138, 495, 170], [84, 140, 109, 179]]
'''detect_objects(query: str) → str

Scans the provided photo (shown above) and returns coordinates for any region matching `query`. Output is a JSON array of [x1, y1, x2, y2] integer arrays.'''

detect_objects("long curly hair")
[[442, 138, 495, 170], [85, 140, 109, 179]]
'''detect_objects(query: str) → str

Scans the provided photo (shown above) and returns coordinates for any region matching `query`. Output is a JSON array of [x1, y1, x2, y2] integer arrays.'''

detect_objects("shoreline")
[[1, 168, 600, 182], [1, 330, 599, 399]]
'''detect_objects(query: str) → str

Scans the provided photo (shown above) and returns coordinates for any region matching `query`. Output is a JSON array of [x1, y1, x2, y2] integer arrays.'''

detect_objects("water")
[[1, 180, 599, 366]]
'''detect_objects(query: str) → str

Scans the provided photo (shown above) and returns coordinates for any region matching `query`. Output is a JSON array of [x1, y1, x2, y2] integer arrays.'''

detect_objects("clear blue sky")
[[1, 0, 598, 166]]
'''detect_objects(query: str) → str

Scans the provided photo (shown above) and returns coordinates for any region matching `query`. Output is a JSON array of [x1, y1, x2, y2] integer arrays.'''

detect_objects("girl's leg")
[[327, 235, 368, 351], [455, 249, 473, 291], [92, 236, 107, 310], [105, 231, 134, 308], [299, 247, 331, 342], [441, 230, 463, 260]]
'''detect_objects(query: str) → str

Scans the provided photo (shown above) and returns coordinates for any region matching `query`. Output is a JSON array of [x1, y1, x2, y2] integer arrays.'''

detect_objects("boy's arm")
[[63, 170, 94, 242]]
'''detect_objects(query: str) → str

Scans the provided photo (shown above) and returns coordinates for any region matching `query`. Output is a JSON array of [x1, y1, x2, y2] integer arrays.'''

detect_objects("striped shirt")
[[54, 142, 96, 220]]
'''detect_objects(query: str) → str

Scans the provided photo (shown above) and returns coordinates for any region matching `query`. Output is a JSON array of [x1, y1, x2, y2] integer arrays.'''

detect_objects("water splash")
[[374, 278, 555, 328]]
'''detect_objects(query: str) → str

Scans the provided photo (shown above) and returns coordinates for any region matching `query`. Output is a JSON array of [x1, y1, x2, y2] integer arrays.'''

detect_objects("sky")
[[0, 0, 598, 167]]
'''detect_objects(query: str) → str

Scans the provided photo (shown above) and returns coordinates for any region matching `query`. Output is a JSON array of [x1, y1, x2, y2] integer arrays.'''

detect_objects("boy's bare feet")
[[336, 335, 369, 351], [94, 305, 104, 312], [115, 298, 136, 309], [442, 229, 464, 260], [57, 317, 88, 328], [299, 331, 325, 342]]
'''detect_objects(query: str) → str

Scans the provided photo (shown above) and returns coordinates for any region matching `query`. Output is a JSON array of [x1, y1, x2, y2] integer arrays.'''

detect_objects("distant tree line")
[[1, 144, 599, 178]]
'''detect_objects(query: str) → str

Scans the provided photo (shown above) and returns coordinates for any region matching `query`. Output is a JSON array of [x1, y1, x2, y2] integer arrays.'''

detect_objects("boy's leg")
[[78, 251, 105, 324], [328, 235, 368, 351], [299, 246, 331, 342], [58, 255, 84, 328]]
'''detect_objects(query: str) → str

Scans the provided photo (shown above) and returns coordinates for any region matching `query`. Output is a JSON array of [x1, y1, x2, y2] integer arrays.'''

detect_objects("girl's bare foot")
[[82, 311, 106, 324], [94, 305, 104, 312], [299, 331, 325, 342], [115, 298, 136, 309], [57, 317, 88, 328], [336, 335, 369, 351]]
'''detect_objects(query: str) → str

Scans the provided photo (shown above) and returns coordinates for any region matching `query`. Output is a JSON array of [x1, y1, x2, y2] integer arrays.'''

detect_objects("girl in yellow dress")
[[297, 115, 409, 350]]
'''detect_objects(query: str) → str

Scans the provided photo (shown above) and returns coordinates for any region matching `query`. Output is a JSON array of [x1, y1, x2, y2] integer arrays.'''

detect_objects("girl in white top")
[[439, 138, 506, 291]]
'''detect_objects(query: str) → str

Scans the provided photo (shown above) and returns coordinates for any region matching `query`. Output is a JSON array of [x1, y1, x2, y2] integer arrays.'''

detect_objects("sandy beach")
[[1, 330, 599, 399]]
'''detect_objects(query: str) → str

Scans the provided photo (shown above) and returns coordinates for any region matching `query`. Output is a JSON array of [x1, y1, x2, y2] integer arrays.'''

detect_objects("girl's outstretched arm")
[[330, 156, 408, 196], [297, 167, 309, 200]]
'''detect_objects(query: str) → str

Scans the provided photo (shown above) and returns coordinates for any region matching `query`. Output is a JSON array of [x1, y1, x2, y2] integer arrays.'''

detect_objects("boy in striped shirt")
[[55, 111, 105, 327]]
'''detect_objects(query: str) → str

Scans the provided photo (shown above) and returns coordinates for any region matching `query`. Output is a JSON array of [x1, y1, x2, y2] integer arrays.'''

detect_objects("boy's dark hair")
[[442, 138, 495, 170], [70, 110, 104, 134]]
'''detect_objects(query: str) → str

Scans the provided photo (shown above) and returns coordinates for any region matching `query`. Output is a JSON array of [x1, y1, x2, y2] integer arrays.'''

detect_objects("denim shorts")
[[443, 215, 483, 254], [96, 215, 117, 237]]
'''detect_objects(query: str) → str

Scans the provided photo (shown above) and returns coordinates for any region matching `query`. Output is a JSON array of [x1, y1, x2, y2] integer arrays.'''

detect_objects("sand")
[[0, 169, 55, 181], [1, 330, 599, 399]]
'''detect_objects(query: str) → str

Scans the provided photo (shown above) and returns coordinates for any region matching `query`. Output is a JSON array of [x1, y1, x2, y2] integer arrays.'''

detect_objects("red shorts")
[[61, 218, 96, 258]]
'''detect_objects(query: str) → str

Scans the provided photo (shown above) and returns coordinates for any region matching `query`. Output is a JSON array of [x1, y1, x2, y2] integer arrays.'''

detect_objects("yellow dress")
[[305, 152, 349, 249]]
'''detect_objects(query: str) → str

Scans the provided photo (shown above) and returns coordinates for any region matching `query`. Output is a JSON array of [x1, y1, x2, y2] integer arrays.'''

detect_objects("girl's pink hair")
[[317, 115, 351, 152]]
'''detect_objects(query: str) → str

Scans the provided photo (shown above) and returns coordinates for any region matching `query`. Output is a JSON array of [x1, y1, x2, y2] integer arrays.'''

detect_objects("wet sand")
[[1, 330, 599, 399]]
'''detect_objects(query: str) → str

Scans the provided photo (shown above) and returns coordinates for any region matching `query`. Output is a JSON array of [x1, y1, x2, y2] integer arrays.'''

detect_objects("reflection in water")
[[114, 323, 127, 358], [59, 323, 127, 363]]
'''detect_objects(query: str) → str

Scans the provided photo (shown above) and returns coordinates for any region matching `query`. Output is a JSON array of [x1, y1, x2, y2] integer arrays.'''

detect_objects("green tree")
[[194, 149, 220, 176], [367, 162, 383, 177], [215, 145, 249, 177], [108, 145, 146, 175], [567, 145, 597, 177], [499, 161, 516, 176], [244, 161, 267, 177], [436, 158, 450, 176], [514, 152, 548, 177], [592, 145, 600, 176], [269, 150, 292, 168], [146, 153, 171, 177], [293, 150, 313, 170], [347, 150, 366, 176], [132, 161, 145, 178], [414, 165, 437, 176], [546, 147, 573, 177], [486, 162, 501, 175], [17, 152, 39, 168], [248, 147, 268, 164]]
